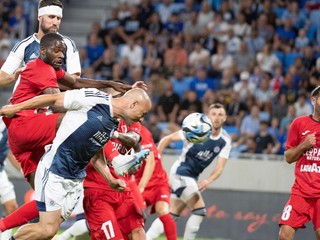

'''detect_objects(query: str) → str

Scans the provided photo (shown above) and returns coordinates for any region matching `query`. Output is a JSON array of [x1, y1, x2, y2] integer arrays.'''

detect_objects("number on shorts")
[[101, 220, 115, 239], [281, 205, 292, 221]]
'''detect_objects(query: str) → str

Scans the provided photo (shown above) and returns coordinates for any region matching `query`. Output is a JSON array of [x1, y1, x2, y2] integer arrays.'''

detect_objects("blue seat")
[[224, 125, 239, 136]]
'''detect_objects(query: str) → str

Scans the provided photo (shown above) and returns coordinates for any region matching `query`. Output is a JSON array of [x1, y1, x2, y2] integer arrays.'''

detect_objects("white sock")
[[56, 219, 89, 240], [146, 218, 164, 240], [183, 214, 204, 240], [0, 229, 12, 240]]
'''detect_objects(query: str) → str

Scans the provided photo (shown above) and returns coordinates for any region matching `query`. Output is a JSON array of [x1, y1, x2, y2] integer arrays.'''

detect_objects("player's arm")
[[198, 157, 227, 192], [157, 131, 183, 155], [7, 151, 21, 171], [137, 150, 155, 193], [58, 72, 132, 93], [0, 69, 21, 87], [284, 132, 316, 164], [112, 130, 141, 148], [91, 149, 126, 192], [0, 92, 65, 117]]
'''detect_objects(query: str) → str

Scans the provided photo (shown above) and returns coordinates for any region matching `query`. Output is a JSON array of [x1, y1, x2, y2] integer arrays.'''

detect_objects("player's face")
[[124, 101, 150, 125], [312, 96, 320, 119], [43, 40, 66, 70], [39, 14, 62, 34], [207, 107, 226, 130]]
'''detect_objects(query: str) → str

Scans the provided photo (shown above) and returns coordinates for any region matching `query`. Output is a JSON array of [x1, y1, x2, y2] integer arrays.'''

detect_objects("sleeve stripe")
[[12, 35, 33, 53], [59, 33, 78, 52]]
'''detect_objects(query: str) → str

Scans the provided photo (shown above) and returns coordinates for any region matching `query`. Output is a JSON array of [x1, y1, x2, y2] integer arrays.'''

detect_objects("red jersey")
[[287, 115, 320, 198], [11, 59, 65, 115], [83, 121, 141, 190], [135, 125, 169, 188]]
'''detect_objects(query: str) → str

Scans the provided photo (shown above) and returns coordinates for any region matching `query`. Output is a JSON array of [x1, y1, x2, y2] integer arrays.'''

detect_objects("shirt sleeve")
[[1, 50, 24, 74], [64, 89, 87, 110]]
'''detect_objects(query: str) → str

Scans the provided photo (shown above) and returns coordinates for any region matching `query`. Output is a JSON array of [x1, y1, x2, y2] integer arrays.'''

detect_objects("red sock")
[[0, 200, 39, 231], [160, 213, 177, 240]]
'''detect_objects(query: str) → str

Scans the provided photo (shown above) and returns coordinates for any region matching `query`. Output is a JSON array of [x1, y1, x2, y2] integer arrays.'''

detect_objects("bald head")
[[112, 88, 152, 125]]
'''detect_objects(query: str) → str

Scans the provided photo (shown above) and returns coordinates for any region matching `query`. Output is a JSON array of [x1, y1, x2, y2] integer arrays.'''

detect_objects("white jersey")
[[1, 33, 81, 75], [174, 129, 232, 180], [41, 88, 119, 180]]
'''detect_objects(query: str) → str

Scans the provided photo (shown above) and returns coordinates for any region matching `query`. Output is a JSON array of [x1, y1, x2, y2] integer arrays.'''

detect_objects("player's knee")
[[41, 224, 60, 239], [278, 229, 293, 240], [192, 207, 207, 217], [131, 227, 145, 240]]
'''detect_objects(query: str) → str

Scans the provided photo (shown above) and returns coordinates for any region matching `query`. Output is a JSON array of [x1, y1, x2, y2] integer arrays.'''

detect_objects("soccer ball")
[[182, 112, 212, 144]]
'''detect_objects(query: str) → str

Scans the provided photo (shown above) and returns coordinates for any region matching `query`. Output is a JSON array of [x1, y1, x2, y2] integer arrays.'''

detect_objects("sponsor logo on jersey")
[[161, 194, 168, 199], [196, 150, 214, 161], [304, 148, 320, 161], [300, 163, 320, 173], [90, 131, 109, 145], [302, 130, 311, 136], [29, 53, 38, 60]]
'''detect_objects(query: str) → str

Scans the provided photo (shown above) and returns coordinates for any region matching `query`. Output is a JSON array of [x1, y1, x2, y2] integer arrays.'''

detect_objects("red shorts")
[[4, 113, 59, 178], [128, 180, 146, 210], [143, 184, 171, 214], [279, 194, 320, 230], [83, 188, 144, 240]]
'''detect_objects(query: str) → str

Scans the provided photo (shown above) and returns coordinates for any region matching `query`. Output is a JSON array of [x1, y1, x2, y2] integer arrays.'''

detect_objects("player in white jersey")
[[0, 0, 81, 88], [147, 103, 232, 240], [0, 87, 152, 240]]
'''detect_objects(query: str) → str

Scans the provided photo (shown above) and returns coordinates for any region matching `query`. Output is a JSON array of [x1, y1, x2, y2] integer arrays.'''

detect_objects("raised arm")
[[91, 149, 126, 192], [0, 92, 65, 117], [157, 131, 183, 155]]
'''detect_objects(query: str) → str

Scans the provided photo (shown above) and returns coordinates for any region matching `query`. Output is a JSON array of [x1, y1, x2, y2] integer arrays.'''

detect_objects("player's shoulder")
[[11, 34, 36, 53], [58, 33, 77, 52], [292, 115, 312, 124], [220, 128, 232, 144]]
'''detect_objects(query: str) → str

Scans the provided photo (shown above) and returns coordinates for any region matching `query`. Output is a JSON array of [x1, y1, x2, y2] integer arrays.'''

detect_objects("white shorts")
[[34, 161, 83, 220], [169, 161, 200, 203], [0, 170, 16, 204]]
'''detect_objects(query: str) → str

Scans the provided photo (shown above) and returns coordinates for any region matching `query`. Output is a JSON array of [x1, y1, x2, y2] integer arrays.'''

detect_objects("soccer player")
[[135, 124, 177, 240], [0, 119, 19, 240], [278, 86, 320, 240], [0, 32, 139, 234], [0, 0, 81, 87], [0, 87, 152, 240], [147, 103, 232, 240]]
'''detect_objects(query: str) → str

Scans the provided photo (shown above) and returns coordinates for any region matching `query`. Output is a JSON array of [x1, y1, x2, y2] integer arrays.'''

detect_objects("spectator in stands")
[[188, 41, 210, 68], [240, 0, 259, 25], [156, 81, 180, 123], [261, 0, 277, 28], [163, 12, 183, 37], [254, 73, 273, 110], [280, 1, 307, 30], [183, 11, 202, 40], [215, 67, 235, 98], [82, 33, 105, 66], [238, 104, 261, 144], [93, 48, 117, 80], [164, 37, 188, 70], [117, 1, 131, 20], [8, 4, 27, 40], [309, 58, 320, 90], [143, 39, 162, 79], [233, 11, 251, 39], [233, 71, 256, 103], [226, 28, 241, 55], [205, 11, 230, 44], [225, 91, 248, 128], [197, 1, 214, 32], [0, 29, 11, 65], [272, 93, 289, 124], [190, 66, 215, 100], [220, 0, 235, 23], [120, 37, 143, 67], [294, 91, 313, 117], [210, 42, 233, 78], [256, 13, 274, 42], [279, 104, 296, 134], [145, 113, 162, 143], [117, 5, 145, 43], [244, 27, 265, 55], [157, 0, 175, 24], [180, 0, 200, 23], [295, 28, 310, 51], [233, 41, 255, 75], [256, 43, 281, 74], [276, 18, 297, 45], [103, 7, 121, 47], [145, 12, 163, 37], [241, 137, 257, 154], [178, 89, 202, 124], [170, 68, 192, 100], [279, 71, 299, 104], [138, 0, 154, 23], [302, 45, 316, 71], [254, 121, 280, 154]]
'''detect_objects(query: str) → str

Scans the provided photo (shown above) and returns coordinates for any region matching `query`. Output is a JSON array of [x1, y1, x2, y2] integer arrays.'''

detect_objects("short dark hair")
[[311, 86, 320, 98], [40, 32, 64, 48], [38, 0, 63, 9], [208, 103, 226, 111]]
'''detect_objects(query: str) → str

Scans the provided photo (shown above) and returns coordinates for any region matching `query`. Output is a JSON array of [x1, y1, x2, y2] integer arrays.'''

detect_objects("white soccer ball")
[[182, 112, 212, 144]]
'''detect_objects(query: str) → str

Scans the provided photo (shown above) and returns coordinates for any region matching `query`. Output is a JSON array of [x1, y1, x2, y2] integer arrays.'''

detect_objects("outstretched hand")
[[108, 178, 126, 192]]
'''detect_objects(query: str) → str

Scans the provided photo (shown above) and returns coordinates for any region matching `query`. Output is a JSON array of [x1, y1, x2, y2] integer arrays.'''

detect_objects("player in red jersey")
[[278, 86, 320, 240], [135, 124, 177, 240], [0, 33, 142, 234], [84, 119, 147, 240]]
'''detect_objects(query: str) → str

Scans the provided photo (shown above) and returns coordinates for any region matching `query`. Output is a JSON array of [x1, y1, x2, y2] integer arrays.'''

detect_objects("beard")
[[40, 21, 59, 34]]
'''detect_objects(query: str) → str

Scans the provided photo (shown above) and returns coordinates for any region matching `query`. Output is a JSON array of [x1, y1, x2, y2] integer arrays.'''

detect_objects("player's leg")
[[278, 195, 311, 240], [0, 170, 18, 240], [56, 190, 89, 240], [83, 188, 125, 240], [156, 201, 177, 240]]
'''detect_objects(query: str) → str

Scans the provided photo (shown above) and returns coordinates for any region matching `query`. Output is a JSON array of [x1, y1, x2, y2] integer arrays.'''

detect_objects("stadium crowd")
[[1, 0, 320, 156]]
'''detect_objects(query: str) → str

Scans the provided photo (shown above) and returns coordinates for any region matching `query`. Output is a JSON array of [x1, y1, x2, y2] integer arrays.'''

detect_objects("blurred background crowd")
[[1, 0, 320, 157]]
